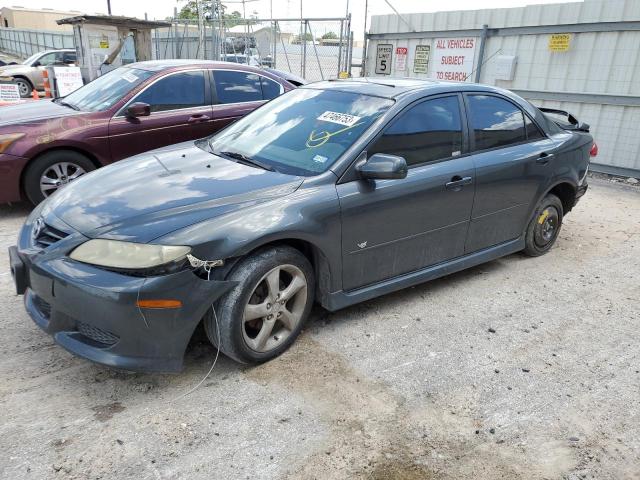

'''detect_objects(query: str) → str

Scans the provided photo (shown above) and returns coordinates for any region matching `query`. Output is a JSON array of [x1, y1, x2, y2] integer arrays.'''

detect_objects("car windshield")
[[205, 88, 394, 176], [60, 67, 155, 112]]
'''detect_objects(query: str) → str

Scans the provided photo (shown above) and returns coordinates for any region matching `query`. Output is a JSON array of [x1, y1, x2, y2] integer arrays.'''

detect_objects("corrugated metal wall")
[[366, 0, 640, 176]]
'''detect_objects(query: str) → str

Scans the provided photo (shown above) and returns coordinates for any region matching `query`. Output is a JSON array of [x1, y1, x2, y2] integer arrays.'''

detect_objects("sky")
[[4, 0, 584, 36]]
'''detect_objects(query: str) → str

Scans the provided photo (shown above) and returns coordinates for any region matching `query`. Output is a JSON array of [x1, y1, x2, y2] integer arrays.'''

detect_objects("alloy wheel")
[[40, 162, 87, 198], [15, 80, 30, 97], [242, 264, 308, 353]]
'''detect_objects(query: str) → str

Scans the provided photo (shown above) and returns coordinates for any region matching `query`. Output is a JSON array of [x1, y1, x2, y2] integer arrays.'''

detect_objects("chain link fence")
[[0, 17, 355, 82], [0, 27, 74, 59], [154, 17, 354, 82]]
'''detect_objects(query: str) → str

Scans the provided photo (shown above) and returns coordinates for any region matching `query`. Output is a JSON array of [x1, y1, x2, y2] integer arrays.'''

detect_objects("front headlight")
[[0, 133, 25, 153], [70, 239, 191, 270]]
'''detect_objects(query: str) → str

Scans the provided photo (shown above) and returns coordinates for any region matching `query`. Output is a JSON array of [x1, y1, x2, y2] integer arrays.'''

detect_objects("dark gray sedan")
[[10, 79, 596, 372]]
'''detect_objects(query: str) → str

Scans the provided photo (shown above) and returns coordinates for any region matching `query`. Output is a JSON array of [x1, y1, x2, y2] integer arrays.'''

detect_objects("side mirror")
[[577, 122, 590, 132], [126, 102, 151, 118], [32, 61, 41, 67], [357, 153, 408, 180]]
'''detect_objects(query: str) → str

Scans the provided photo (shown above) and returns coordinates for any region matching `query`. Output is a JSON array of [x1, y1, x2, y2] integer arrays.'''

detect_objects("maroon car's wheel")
[[23, 150, 96, 205], [523, 193, 564, 257]]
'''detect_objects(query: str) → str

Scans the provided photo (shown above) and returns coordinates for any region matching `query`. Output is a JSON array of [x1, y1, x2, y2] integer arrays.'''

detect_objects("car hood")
[[0, 64, 27, 76], [0, 99, 84, 127], [42, 141, 304, 243]]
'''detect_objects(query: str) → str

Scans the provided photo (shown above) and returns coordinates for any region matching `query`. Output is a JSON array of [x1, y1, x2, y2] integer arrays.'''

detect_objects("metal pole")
[[302, 20, 308, 79], [107, 0, 112, 15], [196, 0, 205, 59], [474, 24, 489, 83], [337, 19, 344, 76], [173, 7, 178, 59]]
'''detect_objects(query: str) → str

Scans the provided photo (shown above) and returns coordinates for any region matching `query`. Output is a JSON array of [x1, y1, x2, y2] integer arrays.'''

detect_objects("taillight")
[[590, 142, 598, 157]]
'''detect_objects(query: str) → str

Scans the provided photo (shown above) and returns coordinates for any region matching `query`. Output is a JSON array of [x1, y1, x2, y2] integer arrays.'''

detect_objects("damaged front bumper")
[[11, 226, 235, 373]]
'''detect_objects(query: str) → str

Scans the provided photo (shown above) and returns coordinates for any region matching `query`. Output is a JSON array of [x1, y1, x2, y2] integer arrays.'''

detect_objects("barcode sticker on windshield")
[[122, 71, 138, 83], [317, 111, 361, 127]]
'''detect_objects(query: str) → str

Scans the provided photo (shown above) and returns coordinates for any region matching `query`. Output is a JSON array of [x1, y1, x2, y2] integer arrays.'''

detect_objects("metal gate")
[[153, 16, 354, 82]]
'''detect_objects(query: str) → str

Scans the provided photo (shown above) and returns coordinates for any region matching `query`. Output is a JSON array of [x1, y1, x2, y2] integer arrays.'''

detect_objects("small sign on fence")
[[413, 45, 431, 74], [548, 34, 571, 52], [375, 44, 393, 75], [395, 47, 408, 71], [431, 37, 476, 82]]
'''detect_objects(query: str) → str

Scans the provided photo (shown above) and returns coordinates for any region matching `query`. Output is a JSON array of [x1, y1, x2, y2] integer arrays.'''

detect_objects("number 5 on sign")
[[375, 44, 393, 75]]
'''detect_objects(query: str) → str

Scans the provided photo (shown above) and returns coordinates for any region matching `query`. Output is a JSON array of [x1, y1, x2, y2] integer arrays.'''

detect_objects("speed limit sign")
[[375, 44, 393, 75]]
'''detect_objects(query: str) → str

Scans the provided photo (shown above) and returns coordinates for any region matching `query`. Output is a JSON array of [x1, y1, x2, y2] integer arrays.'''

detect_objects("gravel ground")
[[0, 176, 638, 480]]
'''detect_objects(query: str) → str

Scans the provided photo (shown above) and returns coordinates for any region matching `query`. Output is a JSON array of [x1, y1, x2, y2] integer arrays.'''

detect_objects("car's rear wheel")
[[23, 150, 96, 205], [523, 193, 564, 256], [14, 77, 33, 98], [205, 246, 315, 363]]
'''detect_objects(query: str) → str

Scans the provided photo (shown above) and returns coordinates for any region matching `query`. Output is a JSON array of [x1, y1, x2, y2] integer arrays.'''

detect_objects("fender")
[[157, 181, 344, 295]]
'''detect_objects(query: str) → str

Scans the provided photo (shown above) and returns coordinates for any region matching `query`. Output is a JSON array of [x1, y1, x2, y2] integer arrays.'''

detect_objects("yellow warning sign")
[[548, 34, 571, 52], [338, 71, 349, 79], [99, 40, 109, 49]]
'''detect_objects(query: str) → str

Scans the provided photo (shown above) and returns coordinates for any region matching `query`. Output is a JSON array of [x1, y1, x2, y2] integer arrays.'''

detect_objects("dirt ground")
[[0, 176, 638, 480]]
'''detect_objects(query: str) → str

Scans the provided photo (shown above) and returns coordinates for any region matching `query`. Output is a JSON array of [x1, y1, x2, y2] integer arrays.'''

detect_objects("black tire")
[[23, 150, 96, 205], [205, 246, 315, 364], [522, 193, 564, 257], [14, 77, 33, 98]]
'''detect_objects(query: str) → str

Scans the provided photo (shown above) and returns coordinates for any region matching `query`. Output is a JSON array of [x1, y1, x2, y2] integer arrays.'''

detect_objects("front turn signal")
[[136, 299, 183, 309]]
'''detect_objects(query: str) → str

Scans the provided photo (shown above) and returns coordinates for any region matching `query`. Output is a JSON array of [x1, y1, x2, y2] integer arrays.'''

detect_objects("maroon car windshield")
[[60, 67, 155, 112]]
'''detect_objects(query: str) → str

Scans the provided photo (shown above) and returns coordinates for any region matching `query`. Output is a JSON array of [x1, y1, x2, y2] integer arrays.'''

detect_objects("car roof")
[[40, 49, 75, 54], [124, 59, 264, 72], [303, 77, 514, 99]]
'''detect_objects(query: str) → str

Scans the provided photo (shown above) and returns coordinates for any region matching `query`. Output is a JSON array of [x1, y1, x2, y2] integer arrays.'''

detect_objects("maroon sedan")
[[0, 60, 294, 204]]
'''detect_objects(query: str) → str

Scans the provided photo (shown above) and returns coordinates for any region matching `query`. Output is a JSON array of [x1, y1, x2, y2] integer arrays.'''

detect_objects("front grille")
[[34, 223, 69, 249], [33, 295, 51, 318], [77, 322, 119, 347]]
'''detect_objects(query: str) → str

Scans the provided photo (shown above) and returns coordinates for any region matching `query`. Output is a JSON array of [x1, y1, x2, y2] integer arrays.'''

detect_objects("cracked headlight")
[[70, 239, 191, 270]]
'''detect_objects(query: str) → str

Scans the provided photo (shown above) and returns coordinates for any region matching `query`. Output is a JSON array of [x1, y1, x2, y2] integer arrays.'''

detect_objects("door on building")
[[463, 93, 557, 253], [337, 94, 476, 291]]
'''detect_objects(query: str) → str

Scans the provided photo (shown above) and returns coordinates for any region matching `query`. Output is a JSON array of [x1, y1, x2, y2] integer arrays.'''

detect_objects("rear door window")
[[261, 77, 282, 100], [133, 71, 206, 113], [525, 114, 545, 140], [213, 70, 263, 104], [368, 95, 463, 167], [467, 95, 526, 151]]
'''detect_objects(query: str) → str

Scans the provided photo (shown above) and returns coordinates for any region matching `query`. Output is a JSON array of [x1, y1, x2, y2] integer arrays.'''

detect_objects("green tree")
[[176, 1, 250, 28], [293, 32, 314, 43], [176, 0, 212, 19], [321, 31, 338, 39]]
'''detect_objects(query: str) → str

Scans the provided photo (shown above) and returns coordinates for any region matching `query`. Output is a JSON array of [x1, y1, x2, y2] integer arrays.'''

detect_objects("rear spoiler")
[[538, 107, 590, 133]]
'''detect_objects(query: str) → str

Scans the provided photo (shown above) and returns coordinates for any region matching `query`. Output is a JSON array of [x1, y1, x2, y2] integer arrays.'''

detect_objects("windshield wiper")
[[56, 100, 80, 111], [219, 151, 275, 172]]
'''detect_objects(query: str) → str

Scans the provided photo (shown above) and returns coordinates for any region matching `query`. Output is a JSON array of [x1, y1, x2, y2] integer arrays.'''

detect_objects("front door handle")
[[536, 152, 554, 165], [188, 114, 211, 123], [445, 175, 473, 191]]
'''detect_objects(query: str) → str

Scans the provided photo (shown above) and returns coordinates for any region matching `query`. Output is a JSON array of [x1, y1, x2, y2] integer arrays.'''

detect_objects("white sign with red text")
[[0, 83, 21, 102], [395, 47, 408, 71], [431, 37, 477, 82], [53, 67, 84, 97]]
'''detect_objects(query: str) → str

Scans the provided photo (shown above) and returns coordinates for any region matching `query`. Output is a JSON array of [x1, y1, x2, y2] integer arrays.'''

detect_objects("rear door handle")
[[536, 152, 554, 165], [445, 175, 473, 190], [188, 114, 211, 123]]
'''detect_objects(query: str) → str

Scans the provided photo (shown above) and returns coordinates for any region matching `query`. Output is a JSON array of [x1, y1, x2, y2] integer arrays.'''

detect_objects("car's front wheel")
[[13, 77, 33, 98], [523, 193, 564, 256], [23, 150, 96, 205], [206, 246, 315, 363]]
